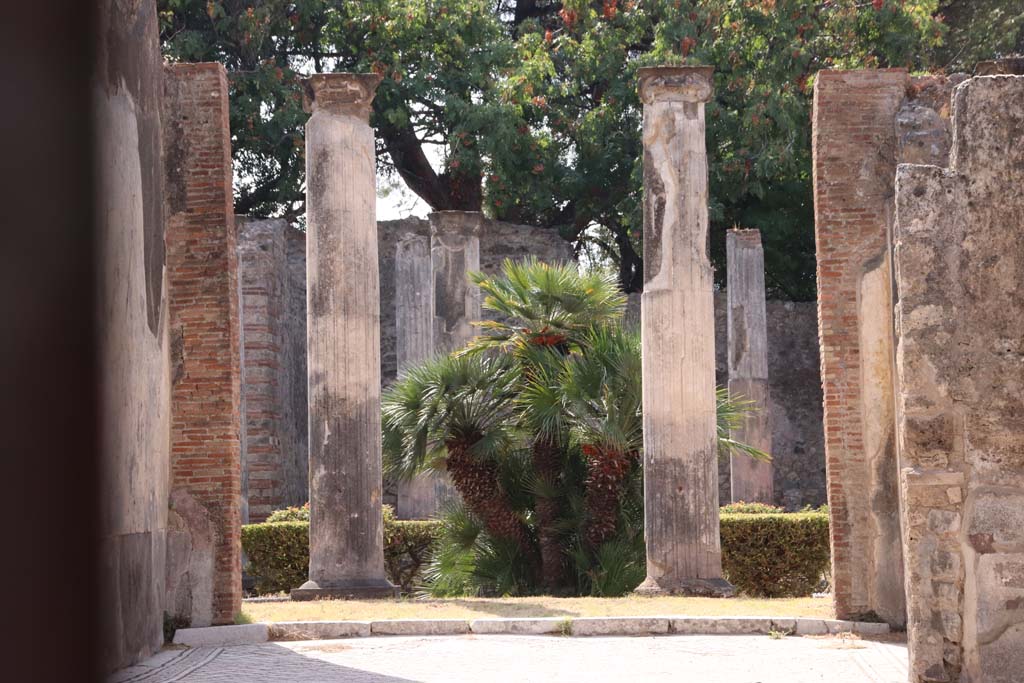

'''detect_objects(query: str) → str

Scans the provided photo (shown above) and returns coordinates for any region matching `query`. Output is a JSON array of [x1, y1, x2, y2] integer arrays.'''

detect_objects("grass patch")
[[241, 595, 833, 624]]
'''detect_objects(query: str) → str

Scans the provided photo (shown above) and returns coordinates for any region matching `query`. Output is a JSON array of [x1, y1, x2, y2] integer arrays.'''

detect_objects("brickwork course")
[[811, 68, 962, 626], [164, 62, 242, 625]]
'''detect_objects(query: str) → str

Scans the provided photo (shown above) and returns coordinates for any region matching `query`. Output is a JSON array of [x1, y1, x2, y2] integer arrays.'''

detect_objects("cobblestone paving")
[[115, 634, 908, 682]]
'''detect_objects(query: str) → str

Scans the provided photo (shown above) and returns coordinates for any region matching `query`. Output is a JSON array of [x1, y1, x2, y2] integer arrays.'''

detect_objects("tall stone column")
[[292, 73, 396, 600], [395, 211, 484, 518], [431, 211, 482, 353], [726, 229, 773, 504], [393, 229, 449, 518], [635, 66, 732, 597]]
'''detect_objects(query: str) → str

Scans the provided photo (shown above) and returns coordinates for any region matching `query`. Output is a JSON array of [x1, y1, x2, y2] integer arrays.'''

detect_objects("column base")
[[634, 576, 735, 598], [291, 578, 399, 601]]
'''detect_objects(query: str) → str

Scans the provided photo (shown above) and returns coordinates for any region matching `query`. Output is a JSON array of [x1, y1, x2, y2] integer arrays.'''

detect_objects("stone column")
[[292, 73, 396, 600], [726, 229, 773, 504], [394, 229, 449, 518], [431, 211, 483, 353], [635, 66, 732, 597], [395, 211, 484, 519]]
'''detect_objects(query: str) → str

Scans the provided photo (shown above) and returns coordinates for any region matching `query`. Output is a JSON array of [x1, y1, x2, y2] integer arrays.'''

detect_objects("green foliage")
[[720, 501, 785, 515], [719, 512, 831, 598], [241, 521, 310, 594], [265, 502, 309, 522], [242, 505, 440, 594], [156, 0, 984, 299], [385, 261, 768, 596], [243, 510, 831, 599]]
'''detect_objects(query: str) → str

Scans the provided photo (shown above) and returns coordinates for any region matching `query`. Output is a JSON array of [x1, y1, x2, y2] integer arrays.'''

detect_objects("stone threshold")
[[172, 616, 890, 647]]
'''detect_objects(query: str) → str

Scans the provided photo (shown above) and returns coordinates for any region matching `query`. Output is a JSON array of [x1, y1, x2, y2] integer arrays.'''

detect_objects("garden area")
[[241, 261, 832, 615]]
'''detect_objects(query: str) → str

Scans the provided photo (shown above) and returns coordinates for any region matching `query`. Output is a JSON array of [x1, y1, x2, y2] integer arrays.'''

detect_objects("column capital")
[[429, 210, 484, 237], [301, 73, 382, 119], [637, 65, 714, 105]]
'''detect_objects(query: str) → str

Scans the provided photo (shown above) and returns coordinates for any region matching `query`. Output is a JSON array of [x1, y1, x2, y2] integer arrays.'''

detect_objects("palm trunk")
[[445, 438, 535, 558], [582, 445, 637, 548], [532, 436, 566, 591]]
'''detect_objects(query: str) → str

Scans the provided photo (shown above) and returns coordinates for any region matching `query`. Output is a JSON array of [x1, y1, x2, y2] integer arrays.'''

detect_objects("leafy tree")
[[160, 1, 956, 298], [382, 260, 767, 595]]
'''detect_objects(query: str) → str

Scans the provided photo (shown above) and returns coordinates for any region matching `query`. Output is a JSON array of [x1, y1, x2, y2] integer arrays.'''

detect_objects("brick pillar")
[[812, 69, 908, 625], [292, 73, 397, 599], [635, 66, 732, 597], [894, 74, 1024, 683], [163, 62, 241, 626], [727, 229, 773, 504]]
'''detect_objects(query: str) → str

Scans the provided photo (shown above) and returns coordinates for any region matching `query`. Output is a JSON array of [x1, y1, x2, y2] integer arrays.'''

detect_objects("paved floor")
[[113, 634, 909, 683]]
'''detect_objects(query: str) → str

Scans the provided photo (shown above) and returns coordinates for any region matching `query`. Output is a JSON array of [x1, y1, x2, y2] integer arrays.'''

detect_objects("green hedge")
[[242, 508, 440, 595], [244, 511, 830, 598], [720, 512, 831, 598]]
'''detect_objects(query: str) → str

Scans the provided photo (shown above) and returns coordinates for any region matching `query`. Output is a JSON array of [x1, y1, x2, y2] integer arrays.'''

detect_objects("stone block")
[[268, 620, 371, 641], [370, 619, 470, 636], [793, 619, 829, 636], [671, 617, 773, 635], [570, 617, 669, 636], [173, 624, 269, 647], [966, 491, 1024, 553], [853, 621, 891, 636], [469, 618, 566, 635]]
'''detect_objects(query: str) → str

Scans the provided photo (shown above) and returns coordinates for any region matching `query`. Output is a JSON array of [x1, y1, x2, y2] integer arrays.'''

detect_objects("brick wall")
[[813, 69, 909, 624], [813, 69, 960, 625], [164, 63, 241, 626]]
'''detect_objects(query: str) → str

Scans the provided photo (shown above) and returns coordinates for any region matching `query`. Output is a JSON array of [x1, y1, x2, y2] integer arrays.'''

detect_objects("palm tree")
[[464, 259, 627, 590], [382, 354, 536, 562], [558, 326, 644, 549]]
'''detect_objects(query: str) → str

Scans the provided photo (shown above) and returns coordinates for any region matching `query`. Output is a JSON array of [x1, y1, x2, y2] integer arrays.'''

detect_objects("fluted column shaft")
[[636, 66, 732, 597], [292, 73, 396, 599]]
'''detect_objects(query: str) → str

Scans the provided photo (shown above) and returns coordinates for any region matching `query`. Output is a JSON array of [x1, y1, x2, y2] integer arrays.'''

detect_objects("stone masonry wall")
[[811, 69, 960, 624], [163, 63, 242, 626], [894, 74, 1024, 683], [95, 0, 172, 671]]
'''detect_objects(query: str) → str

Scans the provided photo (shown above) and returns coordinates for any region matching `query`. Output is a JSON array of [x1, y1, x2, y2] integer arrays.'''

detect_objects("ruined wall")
[[163, 63, 242, 626], [894, 74, 1024, 683], [237, 218, 308, 523], [95, 0, 171, 671], [715, 297, 826, 510], [811, 69, 960, 624]]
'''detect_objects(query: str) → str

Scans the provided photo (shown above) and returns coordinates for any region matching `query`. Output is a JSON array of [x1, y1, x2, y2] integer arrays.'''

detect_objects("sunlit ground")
[[242, 594, 833, 623]]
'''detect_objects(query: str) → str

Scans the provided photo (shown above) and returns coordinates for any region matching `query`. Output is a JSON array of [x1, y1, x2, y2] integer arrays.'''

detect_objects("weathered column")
[[726, 229, 773, 504], [394, 229, 448, 518], [163, 62, 242, 627], [396, 211, 484, 518], [894, 73, 1024, 683], [635, 66, 732, 597], [292, 73, 396, 600], [431, 211, 483, 353]]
